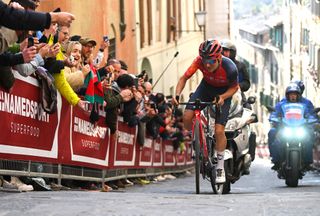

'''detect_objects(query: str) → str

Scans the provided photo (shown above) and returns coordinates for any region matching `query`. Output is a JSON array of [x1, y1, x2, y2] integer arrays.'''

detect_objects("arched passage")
[[141, 58, 153, 83]]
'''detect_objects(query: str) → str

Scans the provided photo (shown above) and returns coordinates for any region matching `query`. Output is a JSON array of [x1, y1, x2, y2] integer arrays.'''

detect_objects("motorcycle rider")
[[221, 39, 257, 165], [268, 82, 315, 170], [220, 39, 250, 96]]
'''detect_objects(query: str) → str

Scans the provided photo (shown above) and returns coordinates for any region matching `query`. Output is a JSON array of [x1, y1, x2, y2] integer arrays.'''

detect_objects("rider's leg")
[[304, 128, 314, 169], [268, 128, 282, 170], [183, 110, 194, 131], [268, 128, 277, 160], [215, 124, 227, 183]]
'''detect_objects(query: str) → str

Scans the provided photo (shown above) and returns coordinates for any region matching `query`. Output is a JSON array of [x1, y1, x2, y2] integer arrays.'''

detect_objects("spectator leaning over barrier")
[[0, 1, 75, 54], [93, 37, 109, 69], [119, 74, 143, 127], [64, 41, 91, 91], [39, 23, 88, 111], [12, 42, 51, 77], [102, 73, 134, 134], [98, 58, 122, 81], [77, 38, 104, 124], [143, 81, 153, 100], [0, 1, 38, 91], [57, 25, 70, 53], [140, 83, 166, 140]]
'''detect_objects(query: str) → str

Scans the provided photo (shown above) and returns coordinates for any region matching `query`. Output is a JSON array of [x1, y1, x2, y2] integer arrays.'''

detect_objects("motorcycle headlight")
[[282, 127, 306, 139]]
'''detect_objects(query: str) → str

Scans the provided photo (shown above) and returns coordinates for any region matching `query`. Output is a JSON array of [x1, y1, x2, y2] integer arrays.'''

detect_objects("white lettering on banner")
[[154, 143, 161, 151], [10, 122, 40, 137], [73, 117, 107, 138], [117, 131, 134, 145], [81, 139, 100, 150], [0, 90, 49, 122], [165, 145, 173, 152], [144, 139, 152, 148], [120, 147, 129, 155], [165, 145, 174, 153]]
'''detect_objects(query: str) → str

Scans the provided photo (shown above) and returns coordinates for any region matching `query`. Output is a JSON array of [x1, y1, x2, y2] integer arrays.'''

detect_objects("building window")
[[155, 0, 161, 42], [270, 25, 283, 51], [311, 0, 320, 16], [108, 37, 116, 59], [119, 0, 126, 41], [302, 28, 309, 46], [147, 0, 153, 45], [139, 0, 145, 48]]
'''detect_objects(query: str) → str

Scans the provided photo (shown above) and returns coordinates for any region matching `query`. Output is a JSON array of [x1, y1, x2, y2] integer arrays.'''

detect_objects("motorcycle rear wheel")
[[285, 151, 300, 187]]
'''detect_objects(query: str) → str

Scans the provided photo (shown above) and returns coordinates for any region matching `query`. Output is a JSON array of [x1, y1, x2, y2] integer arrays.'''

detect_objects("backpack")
[[35, 67, 57, 114]]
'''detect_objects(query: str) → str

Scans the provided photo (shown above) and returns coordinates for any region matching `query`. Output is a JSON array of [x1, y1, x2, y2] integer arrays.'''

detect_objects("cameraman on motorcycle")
[[221, 39, 257, 165], [268, 82, 315, 170]]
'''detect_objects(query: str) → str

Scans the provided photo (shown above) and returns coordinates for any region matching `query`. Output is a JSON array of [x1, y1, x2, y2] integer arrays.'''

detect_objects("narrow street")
[[1, 158, 320, 216]]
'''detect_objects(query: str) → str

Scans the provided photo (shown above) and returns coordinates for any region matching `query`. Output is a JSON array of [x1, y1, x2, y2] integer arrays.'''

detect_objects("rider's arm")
[[174, 58, 199, 100], [238, 62, 251, 92], [220, 84, 239, 101], [220, 59, 239, 100], [175, 75, 189, 98], [270, 102, 283, 120]]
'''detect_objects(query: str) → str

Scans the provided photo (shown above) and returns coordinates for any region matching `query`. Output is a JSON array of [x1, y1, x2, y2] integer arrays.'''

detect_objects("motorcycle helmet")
[[285, 83, 301, 101], [198, 39, 222, 62], [221, 39, 237, 60], [292, 80, 305, 94]]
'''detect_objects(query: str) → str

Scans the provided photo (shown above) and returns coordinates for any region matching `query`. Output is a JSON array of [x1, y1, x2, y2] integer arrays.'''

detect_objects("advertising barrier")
[[0, 72, 193, 173]]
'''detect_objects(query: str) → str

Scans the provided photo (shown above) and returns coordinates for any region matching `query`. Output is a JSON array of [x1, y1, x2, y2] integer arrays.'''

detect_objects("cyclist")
[[268, 82, 315, 170], [172, 39, 239, 183]]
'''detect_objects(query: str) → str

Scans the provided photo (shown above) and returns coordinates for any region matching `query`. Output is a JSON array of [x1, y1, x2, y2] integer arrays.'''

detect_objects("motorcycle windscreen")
[[281, 103, 306, 126]]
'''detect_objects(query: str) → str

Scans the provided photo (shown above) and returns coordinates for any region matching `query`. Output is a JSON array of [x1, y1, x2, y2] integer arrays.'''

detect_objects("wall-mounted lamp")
[[175, 11, 206, 40]]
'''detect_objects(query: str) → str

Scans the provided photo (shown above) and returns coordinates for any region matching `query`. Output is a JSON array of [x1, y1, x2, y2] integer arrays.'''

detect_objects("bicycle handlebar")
[[178, 96, 220, 107], [178, 97, 221, 117]]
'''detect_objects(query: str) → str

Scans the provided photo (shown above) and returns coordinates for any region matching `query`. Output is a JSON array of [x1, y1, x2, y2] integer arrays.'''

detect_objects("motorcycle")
[[207, 90, 258, 194], [268, 103, 319, 187]]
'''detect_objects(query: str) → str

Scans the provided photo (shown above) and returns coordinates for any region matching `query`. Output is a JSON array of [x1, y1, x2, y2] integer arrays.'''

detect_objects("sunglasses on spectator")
[[202, 58, 216, 65]]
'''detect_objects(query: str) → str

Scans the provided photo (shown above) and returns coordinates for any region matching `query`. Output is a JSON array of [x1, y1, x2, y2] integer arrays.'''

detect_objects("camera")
[[103, 35, 109, 42], [149, 102, 157, 110], [69, 55, 74, 63], [105, 72, 112, 84], [27, 37, 34, 48], [136, 70, 147, 79], [133, 78, 139, 88]]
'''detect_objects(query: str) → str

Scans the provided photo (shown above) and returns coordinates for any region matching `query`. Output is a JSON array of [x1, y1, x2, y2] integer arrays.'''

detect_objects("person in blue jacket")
[[268, 82, 315, 170]]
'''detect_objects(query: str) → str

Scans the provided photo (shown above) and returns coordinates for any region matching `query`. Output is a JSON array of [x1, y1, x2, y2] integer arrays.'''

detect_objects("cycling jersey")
[[183, 56, 238, 87]]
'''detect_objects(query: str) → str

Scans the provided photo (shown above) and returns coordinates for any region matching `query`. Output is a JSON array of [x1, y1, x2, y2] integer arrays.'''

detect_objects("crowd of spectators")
[[0, 0, 190, 191]]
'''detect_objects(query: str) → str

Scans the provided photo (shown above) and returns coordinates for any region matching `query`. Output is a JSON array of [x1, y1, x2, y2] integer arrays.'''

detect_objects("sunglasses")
[[202, 58, 216, 65]]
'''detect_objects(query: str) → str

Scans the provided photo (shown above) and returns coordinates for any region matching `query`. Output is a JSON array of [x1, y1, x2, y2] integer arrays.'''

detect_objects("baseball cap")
[[79, 38, 97, 46]]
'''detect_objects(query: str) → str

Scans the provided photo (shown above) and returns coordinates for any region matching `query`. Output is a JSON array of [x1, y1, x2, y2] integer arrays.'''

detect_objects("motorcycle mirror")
[[266, 105, 275, 112], [247, 96, 256, 104], [313, 107, 320, 114], [247, 114, 259, 124]]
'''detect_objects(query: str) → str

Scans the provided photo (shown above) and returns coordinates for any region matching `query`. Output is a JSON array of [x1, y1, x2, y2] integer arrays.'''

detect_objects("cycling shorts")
[[186, 79, 232, 126]]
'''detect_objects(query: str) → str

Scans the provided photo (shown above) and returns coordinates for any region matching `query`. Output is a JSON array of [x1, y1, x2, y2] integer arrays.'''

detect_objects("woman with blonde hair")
[[64, 41, 91, 91]]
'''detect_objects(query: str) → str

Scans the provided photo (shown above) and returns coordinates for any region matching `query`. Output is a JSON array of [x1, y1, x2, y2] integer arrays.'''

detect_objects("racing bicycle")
[[180, 97, 224, 194]]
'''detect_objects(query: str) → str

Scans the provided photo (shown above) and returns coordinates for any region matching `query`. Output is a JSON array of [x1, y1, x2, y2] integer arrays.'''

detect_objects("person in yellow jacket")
[[47, 33, 87, 110]]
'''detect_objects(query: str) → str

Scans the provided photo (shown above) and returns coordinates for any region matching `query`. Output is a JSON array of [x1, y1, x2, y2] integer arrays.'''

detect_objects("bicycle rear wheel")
[[193, 120, 201, 194]]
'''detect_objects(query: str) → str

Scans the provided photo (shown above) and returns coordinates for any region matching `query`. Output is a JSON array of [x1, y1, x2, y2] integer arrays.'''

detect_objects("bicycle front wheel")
[[193, 119, 201, 194]]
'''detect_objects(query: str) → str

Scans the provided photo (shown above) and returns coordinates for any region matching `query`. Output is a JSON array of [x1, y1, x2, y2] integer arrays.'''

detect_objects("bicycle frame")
[[179, 98, 220, 194], [192, 109, 209, 160]]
